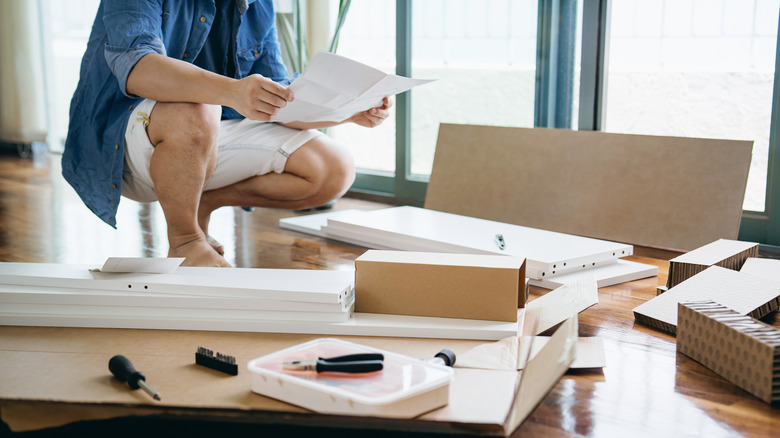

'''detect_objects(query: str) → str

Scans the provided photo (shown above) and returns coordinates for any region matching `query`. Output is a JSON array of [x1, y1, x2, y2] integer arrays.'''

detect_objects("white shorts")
[[122, 99, 324, 203]]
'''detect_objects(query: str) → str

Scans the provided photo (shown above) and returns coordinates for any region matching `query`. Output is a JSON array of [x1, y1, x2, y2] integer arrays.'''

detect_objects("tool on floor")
[[283, 353, 384, 373], [108, 355, 162, 401], [195, 346, 238, 375], [426, 349, 456, 367]]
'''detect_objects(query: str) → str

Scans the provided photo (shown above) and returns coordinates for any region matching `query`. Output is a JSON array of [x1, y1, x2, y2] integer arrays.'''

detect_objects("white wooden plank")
[[0, 263, 353, 303], [0, 285, 352, 313], [1, 303, 352, 322], [528, 259, 658, 289], [305, 206, 632, 280], [279, 209, 365, 237], [0, 312, 518, 341]]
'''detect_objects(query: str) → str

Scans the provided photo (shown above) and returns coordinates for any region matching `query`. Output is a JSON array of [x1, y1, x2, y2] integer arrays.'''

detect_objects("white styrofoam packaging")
[[248, 338, 454, 418]]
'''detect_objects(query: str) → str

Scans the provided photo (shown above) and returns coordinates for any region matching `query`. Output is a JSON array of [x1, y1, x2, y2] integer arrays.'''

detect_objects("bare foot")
[[206, 235, 224, 255], [170, 238, 232, 267], [197, 204, 224, 255]]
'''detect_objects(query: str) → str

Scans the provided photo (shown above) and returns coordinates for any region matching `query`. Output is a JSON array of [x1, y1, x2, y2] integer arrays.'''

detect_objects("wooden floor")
[[0, 152, 778, 437]]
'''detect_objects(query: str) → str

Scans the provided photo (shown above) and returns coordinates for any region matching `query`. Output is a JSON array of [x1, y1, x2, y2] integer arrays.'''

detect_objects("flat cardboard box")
[[355, 250, 526, 322], [425, 124, 752, 251], [0, 322, 577, 436]]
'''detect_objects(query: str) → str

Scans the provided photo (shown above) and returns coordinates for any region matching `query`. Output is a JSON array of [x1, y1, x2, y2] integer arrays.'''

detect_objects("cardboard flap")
[[522, 277, 599, 335], [504, 316, 578, 432]]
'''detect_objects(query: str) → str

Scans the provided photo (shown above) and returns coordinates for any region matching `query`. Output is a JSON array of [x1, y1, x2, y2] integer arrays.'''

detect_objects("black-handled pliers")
[[282, 353, 384, 373]]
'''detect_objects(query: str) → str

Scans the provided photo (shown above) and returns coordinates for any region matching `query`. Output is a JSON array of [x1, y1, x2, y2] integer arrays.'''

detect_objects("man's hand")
[[230, 74, 294, 121], [348, 97, 393, 128]]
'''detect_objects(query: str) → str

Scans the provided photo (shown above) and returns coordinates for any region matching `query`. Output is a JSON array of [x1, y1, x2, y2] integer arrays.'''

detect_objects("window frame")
[[348, 0, 425, 207], [348, 0, 780, 246]]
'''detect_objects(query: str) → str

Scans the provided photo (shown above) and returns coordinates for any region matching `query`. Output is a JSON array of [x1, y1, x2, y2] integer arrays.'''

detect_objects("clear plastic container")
[[248, 338, 454, 418]]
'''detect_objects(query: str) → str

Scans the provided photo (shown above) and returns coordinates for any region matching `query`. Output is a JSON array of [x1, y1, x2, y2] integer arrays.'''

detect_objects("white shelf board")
[[528, 260, 658, 289], [0, 311, 518, 341], [282, 207, 633, 280], [0, 263, 354, 303]]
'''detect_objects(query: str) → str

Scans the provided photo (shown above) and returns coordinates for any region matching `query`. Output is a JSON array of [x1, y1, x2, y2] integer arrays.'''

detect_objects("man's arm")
[[126, 53, 293, 122]]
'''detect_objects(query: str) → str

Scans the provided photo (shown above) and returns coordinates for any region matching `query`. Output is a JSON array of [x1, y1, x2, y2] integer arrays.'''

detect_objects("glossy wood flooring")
[[0, 152, 778, 437]]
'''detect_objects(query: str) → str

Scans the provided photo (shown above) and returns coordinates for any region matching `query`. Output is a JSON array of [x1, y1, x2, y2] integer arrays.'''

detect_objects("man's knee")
[[288, 136, 355, 204], [149, 103, 221, 154], [312, 139, 355, 201]]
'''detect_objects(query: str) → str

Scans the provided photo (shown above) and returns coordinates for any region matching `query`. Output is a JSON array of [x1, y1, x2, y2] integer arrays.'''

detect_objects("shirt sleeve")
[[101, 0, 167, 97], [253, 20, 291, 84]]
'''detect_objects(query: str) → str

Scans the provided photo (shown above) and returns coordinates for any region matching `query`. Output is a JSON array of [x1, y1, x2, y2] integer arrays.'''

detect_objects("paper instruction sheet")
[[275, 51, 434, 123], [95, 257, 184, 274]]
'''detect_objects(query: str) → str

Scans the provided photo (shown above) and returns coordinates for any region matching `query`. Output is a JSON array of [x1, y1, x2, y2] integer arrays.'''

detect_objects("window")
[[604, 0, 779, 213], [409, 0, 538, 176], [338, 0, 539, 201], [39, 0, 100, 152]]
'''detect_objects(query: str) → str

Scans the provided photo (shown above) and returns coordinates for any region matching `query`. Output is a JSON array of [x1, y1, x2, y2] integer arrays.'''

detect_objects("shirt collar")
[[238, 0, 256, 14]]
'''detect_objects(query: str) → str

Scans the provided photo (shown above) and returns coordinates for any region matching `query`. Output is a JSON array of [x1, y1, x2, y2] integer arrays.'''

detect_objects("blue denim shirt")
[[62, 0, 289, 227]]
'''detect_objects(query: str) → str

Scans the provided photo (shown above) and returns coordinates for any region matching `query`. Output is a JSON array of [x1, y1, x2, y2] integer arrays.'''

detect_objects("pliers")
[[282, 353, 384, 373]]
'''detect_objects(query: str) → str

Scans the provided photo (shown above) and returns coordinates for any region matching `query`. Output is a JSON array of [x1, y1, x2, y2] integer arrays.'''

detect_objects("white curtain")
[[0, 0, 48, 144]]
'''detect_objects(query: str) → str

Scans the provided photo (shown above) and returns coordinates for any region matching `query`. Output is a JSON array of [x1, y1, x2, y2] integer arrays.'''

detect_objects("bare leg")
[[146, 102, 231, 267], [197, 135, 355, 235]]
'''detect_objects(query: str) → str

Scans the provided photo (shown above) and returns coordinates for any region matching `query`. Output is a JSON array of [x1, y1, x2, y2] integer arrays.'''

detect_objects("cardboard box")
[[355, 250, 526, 322], [677, 300, 780, 404]]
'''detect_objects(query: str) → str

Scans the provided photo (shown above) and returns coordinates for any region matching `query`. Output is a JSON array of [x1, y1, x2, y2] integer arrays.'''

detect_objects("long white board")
[[0, 263, 353, 303], [528, 260, 658, 289], [0, 285, 352, 313], [281, 206, 634, 280], [0, 311, 518, 341], [0, 302, 353, 322]]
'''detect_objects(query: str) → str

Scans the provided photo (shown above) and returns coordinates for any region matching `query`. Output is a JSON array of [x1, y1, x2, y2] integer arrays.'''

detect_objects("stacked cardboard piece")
[[633, 264, 780, 334], [677, 300, 780, 404], [665, 239, 759, 290], [280, 206, 657, 288]]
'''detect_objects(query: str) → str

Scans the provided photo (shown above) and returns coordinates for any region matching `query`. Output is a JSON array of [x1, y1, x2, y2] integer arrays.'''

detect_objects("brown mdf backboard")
[[424, 124, 753, 252]]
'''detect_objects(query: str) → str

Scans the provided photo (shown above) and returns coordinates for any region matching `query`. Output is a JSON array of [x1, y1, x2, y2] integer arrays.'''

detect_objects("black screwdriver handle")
[[109, 355, 146, 390]]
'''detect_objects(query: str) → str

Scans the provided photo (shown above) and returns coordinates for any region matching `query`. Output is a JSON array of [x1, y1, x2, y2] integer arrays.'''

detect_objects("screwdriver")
[[108, 355, 162, 401]]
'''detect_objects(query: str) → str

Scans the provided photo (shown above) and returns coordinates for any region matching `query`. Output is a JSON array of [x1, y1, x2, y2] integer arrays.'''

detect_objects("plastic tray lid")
[[248, 338, 454, 406]]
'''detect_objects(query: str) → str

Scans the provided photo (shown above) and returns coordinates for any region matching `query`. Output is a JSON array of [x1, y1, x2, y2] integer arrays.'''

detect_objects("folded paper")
[[276, 51, 433, 123]]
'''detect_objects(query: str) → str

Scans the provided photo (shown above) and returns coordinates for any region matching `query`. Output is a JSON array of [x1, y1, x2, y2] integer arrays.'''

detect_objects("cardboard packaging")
[[665, 239, 758, 289], [425, 124, 753, 252], [677, 300, 780, 404], [355, 250, 526, 322], [633, 266, 780, 334]]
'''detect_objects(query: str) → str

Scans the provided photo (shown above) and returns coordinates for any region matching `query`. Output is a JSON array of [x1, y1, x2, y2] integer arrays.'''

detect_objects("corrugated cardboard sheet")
[[425, 124, 752, 251]]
